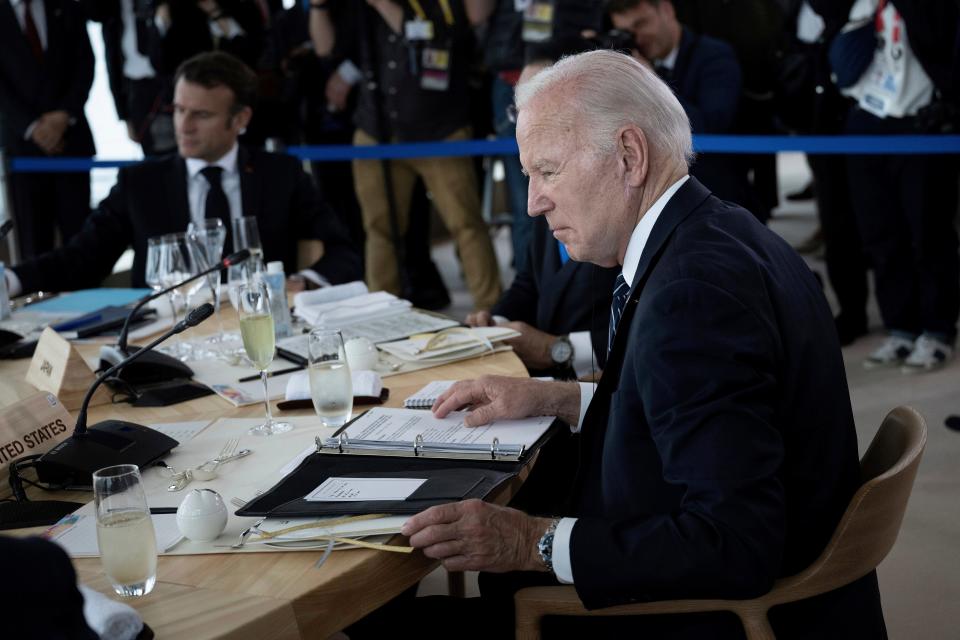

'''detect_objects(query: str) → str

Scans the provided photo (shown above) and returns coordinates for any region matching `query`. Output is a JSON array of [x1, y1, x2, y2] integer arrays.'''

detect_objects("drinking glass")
[[93, 464, 158, 597], [232, 216, 263, 261], [237, 281, 293, 436], [158, 233, 205, 360], [187, 219, 227, 342], [308, 329, 353, 428], [144, 235, 167, 294]]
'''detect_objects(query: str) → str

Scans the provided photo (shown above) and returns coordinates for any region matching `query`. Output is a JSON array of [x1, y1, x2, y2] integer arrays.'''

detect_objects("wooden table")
[[0, 321, 528, 639]]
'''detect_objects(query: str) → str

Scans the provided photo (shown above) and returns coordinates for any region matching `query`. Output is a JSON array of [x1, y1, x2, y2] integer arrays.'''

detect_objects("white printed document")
[[306, 477, 426, 502], [321, 407, 555, 460]]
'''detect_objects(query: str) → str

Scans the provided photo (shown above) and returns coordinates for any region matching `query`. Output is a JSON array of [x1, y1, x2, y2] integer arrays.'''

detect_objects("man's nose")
[[527, 185, 551, 217]]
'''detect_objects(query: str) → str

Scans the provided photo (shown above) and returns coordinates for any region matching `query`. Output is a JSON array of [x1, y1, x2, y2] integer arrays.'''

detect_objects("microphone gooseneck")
[[116, 248, 251, 351], [75, 303, 215, 436]]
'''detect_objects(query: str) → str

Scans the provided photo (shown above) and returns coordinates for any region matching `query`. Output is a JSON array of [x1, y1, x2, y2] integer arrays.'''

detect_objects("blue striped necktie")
[[608, 274, 630, 357]]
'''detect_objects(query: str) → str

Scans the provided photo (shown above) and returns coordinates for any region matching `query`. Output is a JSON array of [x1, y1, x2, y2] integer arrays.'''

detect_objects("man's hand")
[[401, 499, 553, 573], [432, 375, 581, 427], [31, 111, 70, 155], [465, 310, 495, 327], [325, 72, 353, 112], [501, 321, 558, 371]]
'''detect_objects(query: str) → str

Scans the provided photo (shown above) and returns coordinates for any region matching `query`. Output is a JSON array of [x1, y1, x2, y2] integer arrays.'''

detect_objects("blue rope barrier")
[[8, 135, 960, 172]]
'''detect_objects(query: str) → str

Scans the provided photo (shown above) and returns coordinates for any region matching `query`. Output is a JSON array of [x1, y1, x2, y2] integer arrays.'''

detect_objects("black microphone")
[[99, 248, 250, 385], [0, 219, 12, 240], [35, 303, 215, 487]]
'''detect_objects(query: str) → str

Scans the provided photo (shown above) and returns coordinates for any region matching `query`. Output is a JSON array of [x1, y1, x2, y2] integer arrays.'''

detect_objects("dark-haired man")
[[4, 51, 361, 296], [606, 0, 760, 218]]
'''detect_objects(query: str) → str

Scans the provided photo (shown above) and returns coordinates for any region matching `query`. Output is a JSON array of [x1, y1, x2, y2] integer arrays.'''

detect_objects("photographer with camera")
[[605, 0, 760, 220]]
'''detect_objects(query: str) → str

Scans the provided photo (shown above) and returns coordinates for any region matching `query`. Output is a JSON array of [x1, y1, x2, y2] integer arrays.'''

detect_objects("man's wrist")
[[534, 517, 561, 573]]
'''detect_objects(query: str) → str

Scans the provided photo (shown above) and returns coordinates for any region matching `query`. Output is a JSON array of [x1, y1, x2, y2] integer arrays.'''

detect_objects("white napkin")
[[78, 584, 144, 640], [292, 280, 368, 309], [285, 369, 383, 401], [293, 291, 410, 326]]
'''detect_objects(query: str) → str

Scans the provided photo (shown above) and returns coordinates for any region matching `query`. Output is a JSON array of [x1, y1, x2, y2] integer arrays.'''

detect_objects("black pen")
[[238, 365, 305, 383], [150, 507, 178, 515]]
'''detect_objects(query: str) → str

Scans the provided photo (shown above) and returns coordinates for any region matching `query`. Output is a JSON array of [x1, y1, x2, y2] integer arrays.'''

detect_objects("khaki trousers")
[[352, 128, 502, 309]]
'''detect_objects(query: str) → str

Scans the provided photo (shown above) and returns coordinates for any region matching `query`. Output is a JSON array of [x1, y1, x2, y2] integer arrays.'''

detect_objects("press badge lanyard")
[[408, 0, 454, 91]]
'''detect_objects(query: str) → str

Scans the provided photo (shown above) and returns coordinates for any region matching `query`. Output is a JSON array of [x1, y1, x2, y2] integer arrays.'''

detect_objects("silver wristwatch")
[[550, 335, 574, 367], [537, 518, 561, 573]]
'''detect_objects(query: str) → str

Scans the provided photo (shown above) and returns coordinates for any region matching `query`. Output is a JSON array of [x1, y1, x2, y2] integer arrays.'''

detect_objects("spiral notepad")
[[402, 380, 456, 409]]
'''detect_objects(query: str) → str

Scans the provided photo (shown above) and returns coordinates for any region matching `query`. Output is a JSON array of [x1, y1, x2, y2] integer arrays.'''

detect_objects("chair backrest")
[[770, 406, 927, 604]]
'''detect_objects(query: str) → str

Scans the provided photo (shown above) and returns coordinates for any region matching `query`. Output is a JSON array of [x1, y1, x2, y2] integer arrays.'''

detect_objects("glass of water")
[[308, 329, 353, 428], [93, 464, 157, 597]]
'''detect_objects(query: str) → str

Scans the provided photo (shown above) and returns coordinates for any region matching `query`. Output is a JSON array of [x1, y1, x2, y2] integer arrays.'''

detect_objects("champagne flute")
[[93, 464, 158, 597], [144, 235, 166, 294], [231, 216, 263, 261], [237, 281, 293, 436], [308, 329, 353, 427]]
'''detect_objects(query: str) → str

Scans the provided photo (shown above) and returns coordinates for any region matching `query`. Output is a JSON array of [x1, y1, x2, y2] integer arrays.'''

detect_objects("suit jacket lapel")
[[42, 0, 60, 61], [588, 178, 713, 407], [238, 146, 260, 220], [165, 157, 191, 230]]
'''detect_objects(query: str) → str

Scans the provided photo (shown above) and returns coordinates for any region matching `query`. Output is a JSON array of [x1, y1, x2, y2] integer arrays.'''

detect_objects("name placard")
[[0, 393, 73, 498]]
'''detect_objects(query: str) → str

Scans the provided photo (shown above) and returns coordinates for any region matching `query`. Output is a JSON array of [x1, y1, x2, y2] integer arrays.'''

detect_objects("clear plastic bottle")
[[263, 261, 293, 339]]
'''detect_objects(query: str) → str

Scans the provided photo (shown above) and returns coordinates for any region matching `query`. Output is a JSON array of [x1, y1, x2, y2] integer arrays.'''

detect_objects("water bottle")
[[263, 261, 293, 339], [0, 262, 10, 320]]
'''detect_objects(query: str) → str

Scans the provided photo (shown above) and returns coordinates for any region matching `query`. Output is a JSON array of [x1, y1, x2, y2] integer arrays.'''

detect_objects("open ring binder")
[[316, 431, 525, 461]]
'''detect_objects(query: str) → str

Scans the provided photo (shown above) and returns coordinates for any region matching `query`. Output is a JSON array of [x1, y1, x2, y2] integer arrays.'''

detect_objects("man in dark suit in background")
[[4, 51, 361, 297], [467, 214, 617, 380], [0, 0, 96, 258], [389, 50, 885, 638], [607, 0, 763, 220]]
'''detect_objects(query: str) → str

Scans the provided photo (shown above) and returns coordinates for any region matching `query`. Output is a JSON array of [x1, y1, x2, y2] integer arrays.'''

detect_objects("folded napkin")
[[292, 280, 368, 310], [284, 369, 383, 401], [293, 291, 411, 326], [79, 584, 144, 640]]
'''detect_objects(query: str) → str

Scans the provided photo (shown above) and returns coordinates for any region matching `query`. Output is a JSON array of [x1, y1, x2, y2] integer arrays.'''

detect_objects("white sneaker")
[[901, 335, 954, 374], [863, 335, 915, 369]]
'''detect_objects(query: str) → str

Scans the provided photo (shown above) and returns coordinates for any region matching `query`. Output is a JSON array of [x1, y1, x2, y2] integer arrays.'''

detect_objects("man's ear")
[[618, 125, 648, 187], [231, 106, 253, 132]]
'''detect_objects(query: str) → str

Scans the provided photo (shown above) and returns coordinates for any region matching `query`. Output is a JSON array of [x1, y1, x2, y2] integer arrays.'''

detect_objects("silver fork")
[[229, 517, 266, 549]]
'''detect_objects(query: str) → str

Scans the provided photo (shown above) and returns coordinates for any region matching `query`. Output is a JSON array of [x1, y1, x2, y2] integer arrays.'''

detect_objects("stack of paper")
[[377, 326, 521, 363], [294, 291, 410, 326]]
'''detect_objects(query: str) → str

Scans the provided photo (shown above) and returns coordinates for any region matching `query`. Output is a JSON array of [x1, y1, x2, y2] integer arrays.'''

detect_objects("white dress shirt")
[[551, 175, 690, 584]]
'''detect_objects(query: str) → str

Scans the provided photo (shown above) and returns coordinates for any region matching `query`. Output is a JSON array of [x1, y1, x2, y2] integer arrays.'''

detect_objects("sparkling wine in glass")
[[237, 281, 292, 436], [93, 464, 158, 597]]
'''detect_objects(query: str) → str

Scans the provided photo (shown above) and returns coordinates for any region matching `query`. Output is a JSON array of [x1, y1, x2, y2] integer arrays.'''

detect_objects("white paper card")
[[306, 477, 426, 502]]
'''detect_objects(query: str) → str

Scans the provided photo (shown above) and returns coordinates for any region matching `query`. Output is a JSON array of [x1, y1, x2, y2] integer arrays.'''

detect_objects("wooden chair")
[[514, 406, 927, 640]]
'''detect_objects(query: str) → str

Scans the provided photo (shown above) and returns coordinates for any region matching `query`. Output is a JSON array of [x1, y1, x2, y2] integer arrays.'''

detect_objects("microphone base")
[[34, 421, 179, 488], [100, 344, 195, 385]]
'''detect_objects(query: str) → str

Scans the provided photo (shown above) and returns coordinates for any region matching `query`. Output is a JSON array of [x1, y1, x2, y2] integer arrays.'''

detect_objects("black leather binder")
[[236, 420, 561, 518]]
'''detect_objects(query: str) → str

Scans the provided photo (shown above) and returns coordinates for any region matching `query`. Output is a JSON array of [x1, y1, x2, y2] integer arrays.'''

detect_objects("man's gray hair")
[[515, 50, 693, 168]]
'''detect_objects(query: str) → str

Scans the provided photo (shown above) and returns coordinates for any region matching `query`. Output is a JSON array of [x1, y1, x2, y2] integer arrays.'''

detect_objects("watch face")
[[551, 339, 573, 364]]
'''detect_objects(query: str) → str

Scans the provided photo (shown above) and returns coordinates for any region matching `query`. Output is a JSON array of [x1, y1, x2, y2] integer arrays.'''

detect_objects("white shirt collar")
[[185, 143, 239, 180], [656, 43, 680, 71], [621, 175, 689, 287]]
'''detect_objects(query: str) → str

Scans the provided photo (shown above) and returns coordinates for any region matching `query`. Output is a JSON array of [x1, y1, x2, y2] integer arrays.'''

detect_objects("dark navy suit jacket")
[[663, 28, 757, 214], [14, 147, 363, 293], [568, 178, 886, 637], [492, 215, 618, 376]]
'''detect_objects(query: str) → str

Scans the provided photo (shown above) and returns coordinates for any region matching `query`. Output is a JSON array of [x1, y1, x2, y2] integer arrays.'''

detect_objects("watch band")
[[537, 518, 561, 573]]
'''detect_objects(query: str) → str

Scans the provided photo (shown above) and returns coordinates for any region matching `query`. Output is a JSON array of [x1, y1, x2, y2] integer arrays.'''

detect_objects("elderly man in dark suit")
[[0, 0, 96, 258], [5, 51, 361, 297], [389, 50, 886, 638]]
